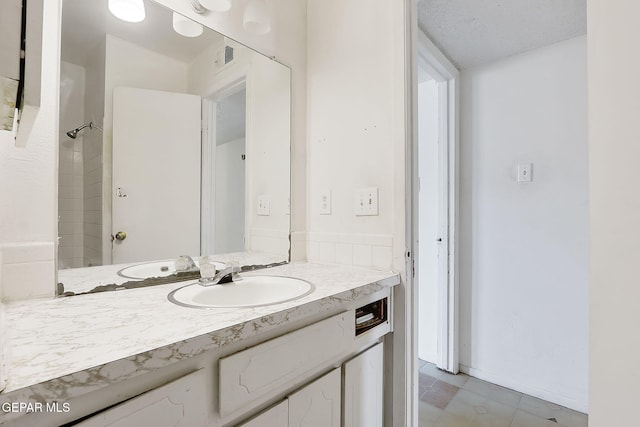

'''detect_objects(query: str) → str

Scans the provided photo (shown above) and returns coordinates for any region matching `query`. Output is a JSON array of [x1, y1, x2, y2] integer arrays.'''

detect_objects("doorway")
[[201, 81, 248, 255], [414, 30, 459, 373]]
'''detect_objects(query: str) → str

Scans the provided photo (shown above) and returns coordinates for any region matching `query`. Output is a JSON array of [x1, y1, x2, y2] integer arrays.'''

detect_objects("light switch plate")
[[257, 195, 270, 216], [517, 163, 533, 182], [320, 191, 332, 215], [354, 187, 379, 216]]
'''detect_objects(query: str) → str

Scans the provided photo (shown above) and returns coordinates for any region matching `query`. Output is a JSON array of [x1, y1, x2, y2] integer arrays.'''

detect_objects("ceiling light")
[[108, 0, 146, 23], [199, 0, 231, 12], [172, 12, 204, 37], [243, 0, 271, 35]]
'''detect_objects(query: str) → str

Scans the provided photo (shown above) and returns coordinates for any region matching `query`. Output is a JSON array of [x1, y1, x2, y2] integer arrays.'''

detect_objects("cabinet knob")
[[114, 231, 127, 241]]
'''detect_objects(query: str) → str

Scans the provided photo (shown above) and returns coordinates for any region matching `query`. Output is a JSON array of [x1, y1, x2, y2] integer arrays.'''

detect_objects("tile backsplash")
[[306, 232, 393, 270], [0, 242, 55, 302]]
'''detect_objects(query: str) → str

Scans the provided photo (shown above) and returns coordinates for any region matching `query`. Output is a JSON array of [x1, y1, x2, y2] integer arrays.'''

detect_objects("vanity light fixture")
[[243, 0, 271, 35], [199, 0, 232, 13], [108, 0, 146, 23], [172, 12, 204, 37]]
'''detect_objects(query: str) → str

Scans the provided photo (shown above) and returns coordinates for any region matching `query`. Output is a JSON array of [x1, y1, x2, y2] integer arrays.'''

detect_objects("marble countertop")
[[1, 262, 399, 406]]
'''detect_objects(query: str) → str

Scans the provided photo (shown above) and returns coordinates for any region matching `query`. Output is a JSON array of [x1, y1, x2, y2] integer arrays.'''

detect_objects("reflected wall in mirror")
[[57, 0, 291, 273]]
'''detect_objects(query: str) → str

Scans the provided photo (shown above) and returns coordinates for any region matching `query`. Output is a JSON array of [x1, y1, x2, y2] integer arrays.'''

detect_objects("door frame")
[[412, 29, 460, 373], [201, 65, 249, 255]]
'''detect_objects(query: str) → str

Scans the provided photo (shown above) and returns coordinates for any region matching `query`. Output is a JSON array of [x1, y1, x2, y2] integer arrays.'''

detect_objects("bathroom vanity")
[[0, 263, 399, 426]]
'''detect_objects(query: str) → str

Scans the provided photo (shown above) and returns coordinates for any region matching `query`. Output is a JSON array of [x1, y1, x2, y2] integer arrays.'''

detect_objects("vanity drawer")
[[219, 311, 354, 416], [76, 370, 207, 427]]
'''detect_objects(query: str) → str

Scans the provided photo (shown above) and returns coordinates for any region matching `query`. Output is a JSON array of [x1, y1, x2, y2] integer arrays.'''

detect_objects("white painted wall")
[[459, 36, 588, 411], [417, 79, 439, 363], [306, 0, 406, 271], [0, 0, 60, 301], [588, 2, 640, 425], [215, 138, 245, 253]]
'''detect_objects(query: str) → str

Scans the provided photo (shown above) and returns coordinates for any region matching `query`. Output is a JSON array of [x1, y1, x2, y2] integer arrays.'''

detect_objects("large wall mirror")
[[57, 0, 291, 287]]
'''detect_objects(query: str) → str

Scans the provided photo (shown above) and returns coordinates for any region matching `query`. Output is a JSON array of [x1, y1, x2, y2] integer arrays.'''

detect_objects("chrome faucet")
[[198, 263, 241, 287], [175, 255, 198, 272]]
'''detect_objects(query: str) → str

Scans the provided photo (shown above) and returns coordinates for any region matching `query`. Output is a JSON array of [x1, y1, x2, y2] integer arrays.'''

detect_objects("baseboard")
[[459, 364, 588, 414]]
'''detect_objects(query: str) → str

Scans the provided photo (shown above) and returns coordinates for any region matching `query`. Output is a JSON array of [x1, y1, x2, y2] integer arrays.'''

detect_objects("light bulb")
[[199, 0, 231, 12], [173, 12, 204, 37], [243, 0, 271, 35], [108, 0, 146, 23]]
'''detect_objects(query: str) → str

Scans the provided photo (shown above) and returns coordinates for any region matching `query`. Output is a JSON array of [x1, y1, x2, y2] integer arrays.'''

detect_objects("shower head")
[[66, 129, 79, 139], [66, 122, 100, 139]]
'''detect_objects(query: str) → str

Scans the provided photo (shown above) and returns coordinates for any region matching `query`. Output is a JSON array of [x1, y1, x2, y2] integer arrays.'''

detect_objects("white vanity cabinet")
[[343, 343, 384, 427], [237, 400, 288, 427], [238, 368, 341, 427], [76, 369, 208, 427], [288, 368, 341, 427]]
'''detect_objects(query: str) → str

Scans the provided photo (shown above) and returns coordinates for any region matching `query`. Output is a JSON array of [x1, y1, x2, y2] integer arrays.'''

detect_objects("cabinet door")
[[288, 368, 341, 427], [76, 370, 207, 427], [343, 343, 384, 427], [237, 400, 288, 427]]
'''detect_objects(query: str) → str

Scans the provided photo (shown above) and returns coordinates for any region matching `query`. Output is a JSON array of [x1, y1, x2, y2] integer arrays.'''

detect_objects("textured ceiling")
[[417, 0, 586, 69]]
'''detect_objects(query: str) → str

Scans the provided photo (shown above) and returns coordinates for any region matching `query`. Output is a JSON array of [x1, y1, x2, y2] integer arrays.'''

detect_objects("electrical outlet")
[[257, 195, 271, 216], [354, 187, 379, 216], [320, 191, 331, 215]]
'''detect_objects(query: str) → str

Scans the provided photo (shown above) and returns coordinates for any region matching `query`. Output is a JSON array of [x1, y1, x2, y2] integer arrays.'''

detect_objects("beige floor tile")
[[463, 377, 523, 408], [419, 399, 443, 427], [419, 372, 438, 390], [511, 410, 571, 427], [420, 379, 460, 409], [443, 389, 517, 427], [518, 395, 588, 427], [419, 362, 470, 387], [436, 411, 477, 427]]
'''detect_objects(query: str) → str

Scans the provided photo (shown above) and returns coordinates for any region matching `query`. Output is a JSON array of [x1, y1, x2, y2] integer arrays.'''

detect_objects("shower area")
[[58, 42, 106, 269]]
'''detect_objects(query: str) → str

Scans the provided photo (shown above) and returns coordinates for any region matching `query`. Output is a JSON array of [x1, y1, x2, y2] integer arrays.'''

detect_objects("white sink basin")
[[168, 275, 315, 308], [118, 259, 225, 280]]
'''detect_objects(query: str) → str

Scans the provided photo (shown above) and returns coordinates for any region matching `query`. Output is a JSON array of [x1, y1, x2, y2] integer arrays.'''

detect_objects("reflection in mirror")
[[57, 0, 291, 291]]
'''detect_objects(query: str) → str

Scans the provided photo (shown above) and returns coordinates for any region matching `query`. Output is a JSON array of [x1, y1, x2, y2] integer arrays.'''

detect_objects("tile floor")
[[418, 360, 588, 427]]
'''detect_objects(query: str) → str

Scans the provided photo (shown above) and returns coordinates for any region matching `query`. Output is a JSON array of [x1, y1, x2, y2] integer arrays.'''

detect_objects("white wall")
[[306, 0, 406, 271], [0, 0, 60, 301], [588, 2, 640, 425], [459, 36, 588, 411], [215, 138, 245, 253], [417, 79, 439, 363]]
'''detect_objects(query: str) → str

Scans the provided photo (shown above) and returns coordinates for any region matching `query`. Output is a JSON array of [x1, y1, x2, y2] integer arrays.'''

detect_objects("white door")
[[112, 87, 201, 264], [288, 368, 341, 427], [343, 343, 384, 427], [418, 79, 441, 364]]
